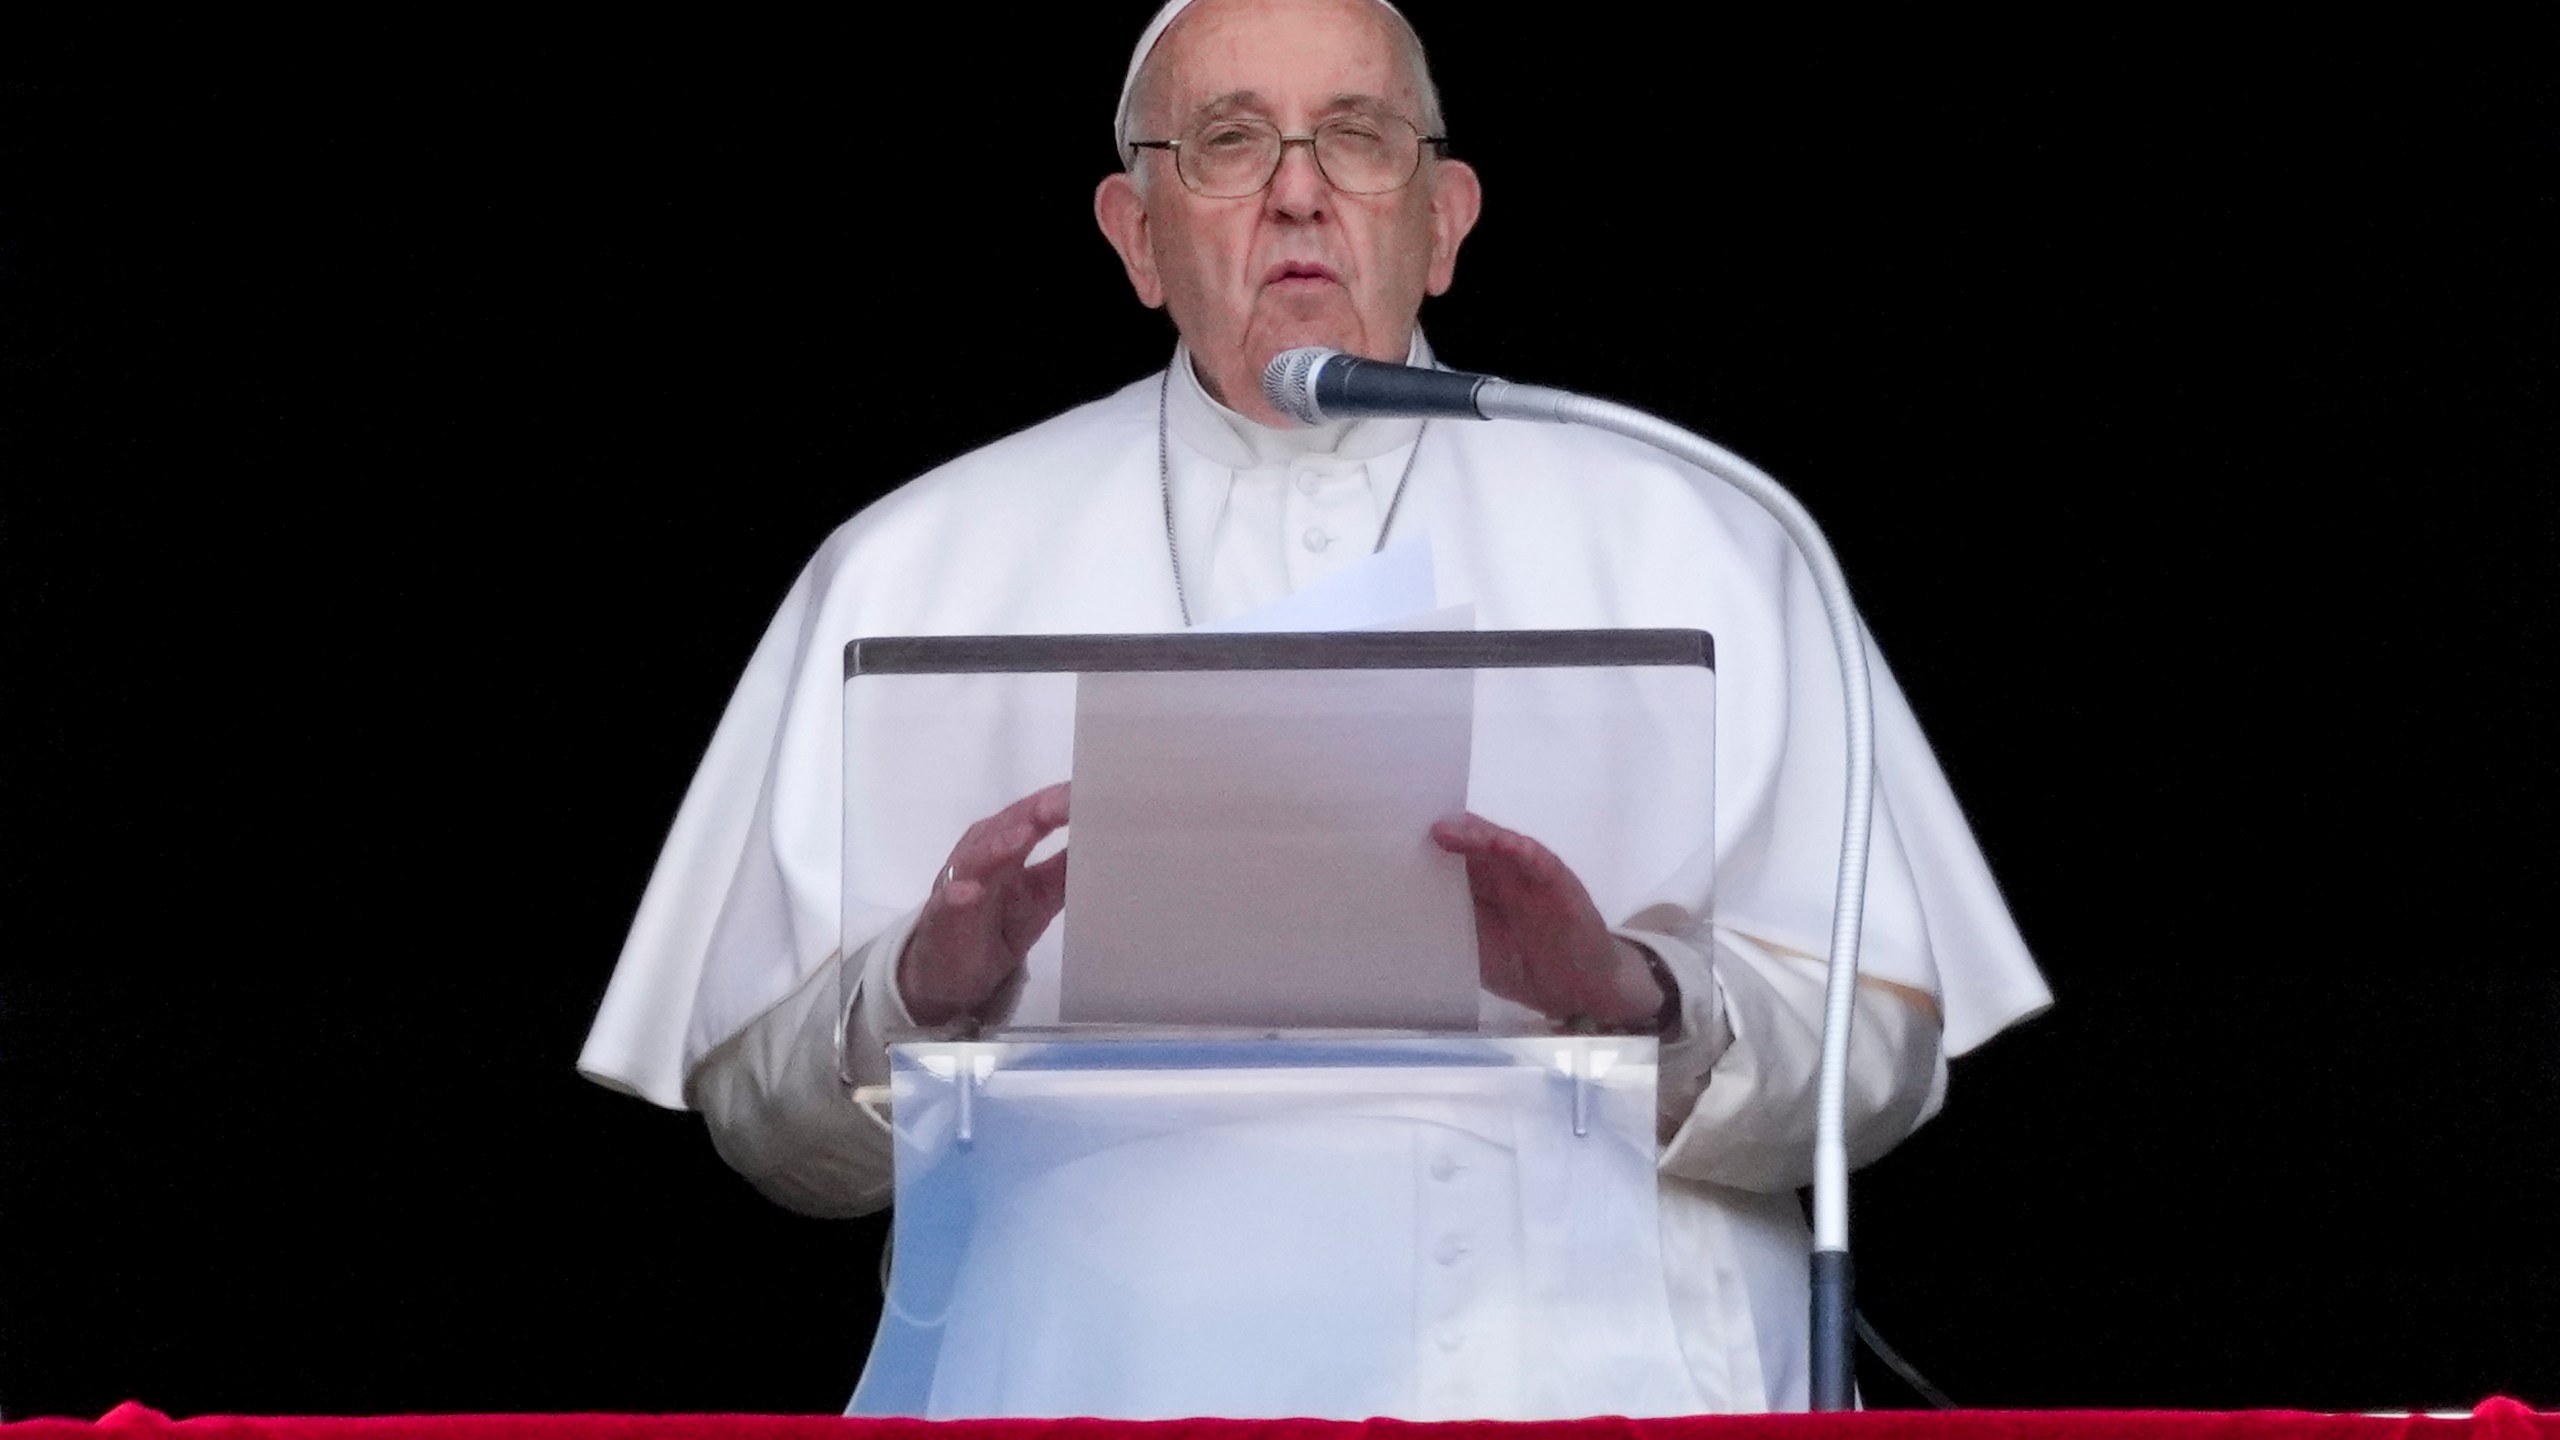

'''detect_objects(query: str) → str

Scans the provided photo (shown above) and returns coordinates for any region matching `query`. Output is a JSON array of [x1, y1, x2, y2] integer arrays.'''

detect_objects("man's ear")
[[1424, 158, 1482, 297], [1095, 173, 1166, 310]]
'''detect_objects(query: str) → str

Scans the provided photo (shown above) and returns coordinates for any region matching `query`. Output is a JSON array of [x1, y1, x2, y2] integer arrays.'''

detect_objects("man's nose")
[[1265, 136, 1332, 217]]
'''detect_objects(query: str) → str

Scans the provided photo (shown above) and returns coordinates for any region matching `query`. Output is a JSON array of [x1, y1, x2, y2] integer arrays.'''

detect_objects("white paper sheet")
[[1060, 539, 1481, 1028], [1204, 534, 1437, 634]]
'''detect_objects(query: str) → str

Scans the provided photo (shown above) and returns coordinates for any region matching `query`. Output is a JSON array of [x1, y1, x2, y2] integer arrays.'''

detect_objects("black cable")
[[1855, 1308, 1958, 1410]]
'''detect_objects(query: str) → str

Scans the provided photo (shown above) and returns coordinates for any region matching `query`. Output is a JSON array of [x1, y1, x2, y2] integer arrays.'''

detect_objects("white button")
[[1433, 1234, 1470, 1265], [1296, 473, 1321, 496], [1302, 526, 1331, 553], [1430, 1155, 1460, 1181], [1435, 1330, 1466, 1353]]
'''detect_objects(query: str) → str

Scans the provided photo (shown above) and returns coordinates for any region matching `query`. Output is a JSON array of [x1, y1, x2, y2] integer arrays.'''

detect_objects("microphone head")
[[1262, 346, 1339, 425]]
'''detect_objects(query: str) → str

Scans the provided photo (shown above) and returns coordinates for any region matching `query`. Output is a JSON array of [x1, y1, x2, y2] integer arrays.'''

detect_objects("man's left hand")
[[1430, 812, 1669, 1031]]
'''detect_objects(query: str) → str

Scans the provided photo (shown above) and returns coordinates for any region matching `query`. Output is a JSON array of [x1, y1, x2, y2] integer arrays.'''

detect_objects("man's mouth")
[[1263, 261, 1342, 287]]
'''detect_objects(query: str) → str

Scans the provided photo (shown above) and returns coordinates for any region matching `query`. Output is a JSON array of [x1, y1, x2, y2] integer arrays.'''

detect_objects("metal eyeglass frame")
[[1126, 115, 1451, 197]]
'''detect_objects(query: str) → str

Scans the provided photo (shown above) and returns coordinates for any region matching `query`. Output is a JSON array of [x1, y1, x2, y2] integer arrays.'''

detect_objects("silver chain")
[[1158, 367, 1427, 629]]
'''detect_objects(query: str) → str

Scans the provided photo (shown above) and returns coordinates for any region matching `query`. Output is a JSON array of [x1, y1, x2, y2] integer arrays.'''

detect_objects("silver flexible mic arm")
[[1265, 348, 1875, 1412]]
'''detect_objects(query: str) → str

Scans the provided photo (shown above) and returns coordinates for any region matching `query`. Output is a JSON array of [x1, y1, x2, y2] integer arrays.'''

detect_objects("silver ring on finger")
[[940, 863, 958, 891]]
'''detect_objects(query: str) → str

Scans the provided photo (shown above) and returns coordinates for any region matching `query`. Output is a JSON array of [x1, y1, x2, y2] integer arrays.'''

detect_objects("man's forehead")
[[1184, 89, 1406, 121]]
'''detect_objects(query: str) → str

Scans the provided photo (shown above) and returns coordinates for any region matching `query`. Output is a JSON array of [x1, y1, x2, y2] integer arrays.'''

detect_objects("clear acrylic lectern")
[[839, 631, 1717, 1421]]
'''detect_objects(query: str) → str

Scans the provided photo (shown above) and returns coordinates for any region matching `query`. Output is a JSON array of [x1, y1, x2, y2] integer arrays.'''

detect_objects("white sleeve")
[[684, 904, 1035, 1219], [1629, 927, 1946, 1194], [682, 940, 897, 1220]]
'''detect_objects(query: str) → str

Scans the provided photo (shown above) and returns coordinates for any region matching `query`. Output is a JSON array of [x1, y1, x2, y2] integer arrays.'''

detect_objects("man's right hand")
[[897, 782, 1071, 1027]]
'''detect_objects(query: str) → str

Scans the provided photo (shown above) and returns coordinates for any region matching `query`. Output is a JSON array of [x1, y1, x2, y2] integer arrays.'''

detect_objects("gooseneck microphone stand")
[[1266, 349, 1875, 1412]]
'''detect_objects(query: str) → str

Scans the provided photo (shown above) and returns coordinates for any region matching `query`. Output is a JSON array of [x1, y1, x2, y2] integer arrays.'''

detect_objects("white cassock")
[[578, 341, 2051, 1417]]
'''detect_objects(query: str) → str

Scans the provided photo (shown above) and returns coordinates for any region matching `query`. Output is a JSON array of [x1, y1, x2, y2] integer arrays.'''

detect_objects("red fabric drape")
[[0, 1399, 2549, 1440]]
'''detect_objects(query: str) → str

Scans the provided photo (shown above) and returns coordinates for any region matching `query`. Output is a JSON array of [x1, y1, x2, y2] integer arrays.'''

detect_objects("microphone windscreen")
[[1262, 346, 1336, 425]]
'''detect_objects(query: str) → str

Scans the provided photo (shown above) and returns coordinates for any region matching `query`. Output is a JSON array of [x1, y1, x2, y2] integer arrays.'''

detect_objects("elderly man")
[[580, 0, 2047, 1418]]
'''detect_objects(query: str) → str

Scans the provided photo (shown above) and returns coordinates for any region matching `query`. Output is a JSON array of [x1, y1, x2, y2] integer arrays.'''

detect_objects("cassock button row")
[[1429, 1155, 1461, 1182], [1302, 526, 1331, 553], [1295, 472, 1321, 496], [1434, 1329, 1466, 1353], [1433, 1234, 1470, 1265]]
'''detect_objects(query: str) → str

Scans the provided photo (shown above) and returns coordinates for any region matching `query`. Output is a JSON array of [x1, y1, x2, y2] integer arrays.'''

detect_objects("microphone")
[[1262, 346, 1567, 424]]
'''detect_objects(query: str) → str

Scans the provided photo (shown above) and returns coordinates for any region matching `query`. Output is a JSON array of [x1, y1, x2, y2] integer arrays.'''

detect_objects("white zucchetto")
[[1112, 0, 1416, 153]]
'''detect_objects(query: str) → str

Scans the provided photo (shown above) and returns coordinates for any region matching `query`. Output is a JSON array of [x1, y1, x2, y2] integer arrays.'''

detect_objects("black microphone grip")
[[1313, 355, 1491, 419]]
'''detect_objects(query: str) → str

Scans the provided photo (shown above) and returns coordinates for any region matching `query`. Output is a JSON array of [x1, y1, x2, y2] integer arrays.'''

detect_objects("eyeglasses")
[[1128, 112, 1448, 198]]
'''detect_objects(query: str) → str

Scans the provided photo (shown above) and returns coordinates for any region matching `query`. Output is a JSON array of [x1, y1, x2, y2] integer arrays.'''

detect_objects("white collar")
[[1165, 335, 1432, 472]]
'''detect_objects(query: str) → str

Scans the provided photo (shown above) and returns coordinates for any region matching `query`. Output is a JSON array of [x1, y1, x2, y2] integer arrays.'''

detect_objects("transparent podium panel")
[[851, 1035, 1703, 1420], [841, 632, 1718, 1032]]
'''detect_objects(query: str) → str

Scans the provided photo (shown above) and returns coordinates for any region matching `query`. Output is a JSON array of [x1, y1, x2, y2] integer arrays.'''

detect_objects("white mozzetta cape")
[[579, 359, 2050, 1413]]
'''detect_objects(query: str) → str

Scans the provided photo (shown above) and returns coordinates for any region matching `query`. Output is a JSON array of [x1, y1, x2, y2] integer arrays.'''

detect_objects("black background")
[[5, 12, 2554, 1421]]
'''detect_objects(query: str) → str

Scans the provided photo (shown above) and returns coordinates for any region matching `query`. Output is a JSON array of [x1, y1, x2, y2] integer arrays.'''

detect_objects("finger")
[[947, 785, 1072, 886], [990, 782, 1072, 848], [1026, 780, 1071, 830], [1430, 811, 1500, 852], [1434, 813, 1557, 874], [1020, 847, 1070, 911], [1497, 834, 1583, 903], [1001, 849, 1073, 953], [951, 821, 1037, 880], [1456, 844, 1557, 916], [941, 817, 1005, 889]]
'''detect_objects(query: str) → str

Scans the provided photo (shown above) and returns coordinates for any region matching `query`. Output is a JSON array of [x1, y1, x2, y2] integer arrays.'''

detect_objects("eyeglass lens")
[[1181, 114, 1426, 196]]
